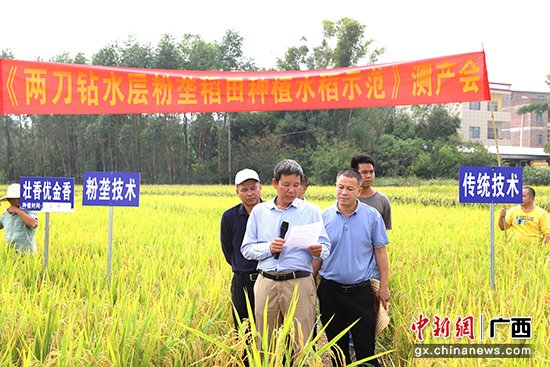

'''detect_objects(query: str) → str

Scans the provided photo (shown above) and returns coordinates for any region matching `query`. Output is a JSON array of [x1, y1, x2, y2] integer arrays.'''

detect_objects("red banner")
[[0, 51, 490, 115]]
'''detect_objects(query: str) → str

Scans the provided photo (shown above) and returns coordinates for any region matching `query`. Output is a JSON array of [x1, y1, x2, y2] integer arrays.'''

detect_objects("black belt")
[[234, 271, 259, 281], [322, 277, 371, 293], [259, 270, 311, 281]]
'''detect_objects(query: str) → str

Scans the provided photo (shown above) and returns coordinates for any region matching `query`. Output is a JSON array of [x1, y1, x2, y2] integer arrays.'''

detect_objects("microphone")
[[274, 221, 289, 260]]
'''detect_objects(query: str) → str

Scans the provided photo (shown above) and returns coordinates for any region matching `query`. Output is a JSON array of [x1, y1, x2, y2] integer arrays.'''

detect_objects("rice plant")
[[0, 184, 547, 366]]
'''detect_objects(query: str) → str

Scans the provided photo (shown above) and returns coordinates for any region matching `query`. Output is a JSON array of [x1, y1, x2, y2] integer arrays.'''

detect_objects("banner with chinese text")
[[1, 51, 490, 115]]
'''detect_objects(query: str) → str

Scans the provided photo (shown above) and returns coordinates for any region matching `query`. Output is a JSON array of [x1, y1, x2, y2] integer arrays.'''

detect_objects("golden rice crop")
[[0, 184, 547, 366]]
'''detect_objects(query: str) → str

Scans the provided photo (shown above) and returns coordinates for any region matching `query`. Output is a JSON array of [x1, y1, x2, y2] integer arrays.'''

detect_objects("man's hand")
[[376, 286, 391, 311], [498, 206, 508, 231], [7, 205, 19, 215], [307, 244, 322, 257], [270, 238, 285, 254]]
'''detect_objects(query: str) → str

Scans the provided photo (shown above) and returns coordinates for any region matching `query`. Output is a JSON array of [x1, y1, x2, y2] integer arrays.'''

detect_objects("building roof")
[[486, 146, 548, 160]]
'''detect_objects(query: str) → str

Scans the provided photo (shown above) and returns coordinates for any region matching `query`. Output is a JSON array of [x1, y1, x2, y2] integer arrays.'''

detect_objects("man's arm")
[[498, 207, 509, 231], [312, 259, 322, 278], [374, 246, 390, 310], [241, 211, 272, 260], [383, 195, 392, 230], [7, 206, 38, 228], [538, 210, 550, 245], [220, 213, 234, 266], [313, 209, 331, 261]]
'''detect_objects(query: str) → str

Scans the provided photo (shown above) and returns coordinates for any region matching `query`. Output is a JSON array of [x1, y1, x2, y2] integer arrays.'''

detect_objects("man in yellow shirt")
[[498, 187, 550, 244]]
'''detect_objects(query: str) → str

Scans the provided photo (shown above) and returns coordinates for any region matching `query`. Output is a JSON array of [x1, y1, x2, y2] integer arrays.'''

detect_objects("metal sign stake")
[[490, 204, 495, 290], [107, 206, 114, 288], [44, 212, 50, 274]]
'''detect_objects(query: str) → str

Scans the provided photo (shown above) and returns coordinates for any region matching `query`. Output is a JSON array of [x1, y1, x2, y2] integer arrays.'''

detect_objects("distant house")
[[452, 83, 549, 166], [398, 82, 550, 166]]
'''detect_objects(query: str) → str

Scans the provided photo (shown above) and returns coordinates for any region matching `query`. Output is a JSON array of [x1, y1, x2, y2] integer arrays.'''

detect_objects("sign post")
[[82, 171, 140, 288], [490, 203, 495, 290], [19, 177, 75, 273], [45, 212, 50, 270], [459, 167, 523, 290], [108, 206, 114, 286]]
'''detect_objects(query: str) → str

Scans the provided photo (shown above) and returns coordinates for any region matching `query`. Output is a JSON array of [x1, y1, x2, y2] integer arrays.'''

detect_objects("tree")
[[276, 42, 310, 71], [275, 18, 387, 143], [311, 137, 357, 184], [180, 34, 220, 71], [321, 17, 385, 68], [154, 34, 184, 70], [118, 36, 153, 68], [92, 43, 120, 66], [1, 115, 17, 181], [277, 17, 385, 71], [218, 30, 255, 72], [49, 52, 88, 65], [1, 49, 15, 59]]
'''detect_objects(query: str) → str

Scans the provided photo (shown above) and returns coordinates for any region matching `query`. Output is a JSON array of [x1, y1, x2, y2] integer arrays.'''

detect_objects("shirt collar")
[[238, 198, 264, 216], [267, 196, 300, 211], [335, 199, 361, 217]]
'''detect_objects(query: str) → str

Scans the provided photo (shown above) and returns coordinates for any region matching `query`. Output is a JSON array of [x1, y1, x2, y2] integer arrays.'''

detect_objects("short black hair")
[[301, 174, 310, 187], [524, 186, 535, 198], [273, 159, 303, 183], [336, 168, 362, 187], [350, 153, 376, 170]]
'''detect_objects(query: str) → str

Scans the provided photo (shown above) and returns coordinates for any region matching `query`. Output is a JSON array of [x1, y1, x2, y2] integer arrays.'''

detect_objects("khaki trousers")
[[254, 273, 317, 347]]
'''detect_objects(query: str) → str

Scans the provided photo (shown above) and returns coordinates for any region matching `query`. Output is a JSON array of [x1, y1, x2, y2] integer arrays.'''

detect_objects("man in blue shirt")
[[221, 169, 262, 330], [314, 168, 390, 367], [241, 159, 330, 348]]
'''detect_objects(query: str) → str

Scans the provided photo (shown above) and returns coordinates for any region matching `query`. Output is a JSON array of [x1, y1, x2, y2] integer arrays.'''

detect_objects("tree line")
[[0, 18, 496, 185]]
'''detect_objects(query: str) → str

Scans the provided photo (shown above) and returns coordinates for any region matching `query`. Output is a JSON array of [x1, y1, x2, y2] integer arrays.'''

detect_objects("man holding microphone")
[[241, 159, 330, 348]]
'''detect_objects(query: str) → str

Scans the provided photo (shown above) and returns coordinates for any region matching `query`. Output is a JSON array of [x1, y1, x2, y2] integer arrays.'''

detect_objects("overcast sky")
[[2, 0, 549, 92]]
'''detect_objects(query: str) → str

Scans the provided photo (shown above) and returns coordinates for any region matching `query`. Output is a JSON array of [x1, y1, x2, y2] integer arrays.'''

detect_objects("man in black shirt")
[[221, 169, 262, 329]]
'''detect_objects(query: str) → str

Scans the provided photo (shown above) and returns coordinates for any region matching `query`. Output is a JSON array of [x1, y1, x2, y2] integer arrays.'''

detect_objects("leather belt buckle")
[[340, 284, 355, 293]]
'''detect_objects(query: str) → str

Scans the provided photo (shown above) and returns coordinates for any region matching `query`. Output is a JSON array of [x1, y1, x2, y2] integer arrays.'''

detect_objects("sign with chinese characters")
[[82, 172, 140, 207], [19, 177, 74, 212], [459, 167, 523, 204], [1, 51, 490, 115]]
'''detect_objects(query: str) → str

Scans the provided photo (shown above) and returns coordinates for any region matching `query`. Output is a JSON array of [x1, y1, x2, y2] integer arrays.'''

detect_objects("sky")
[[2, 0, 549, 92]]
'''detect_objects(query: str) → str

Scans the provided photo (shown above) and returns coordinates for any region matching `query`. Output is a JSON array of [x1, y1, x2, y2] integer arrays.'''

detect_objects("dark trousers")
[[317, 278, 379, 367], [231, 272, 257, 329]]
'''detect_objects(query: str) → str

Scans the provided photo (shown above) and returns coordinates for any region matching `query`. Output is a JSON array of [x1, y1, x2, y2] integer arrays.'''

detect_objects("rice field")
[[0, 184, 548, 366]]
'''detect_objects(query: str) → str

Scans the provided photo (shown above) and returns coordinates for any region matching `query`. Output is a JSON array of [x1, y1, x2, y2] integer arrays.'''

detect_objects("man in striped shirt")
[[0, 184, 39, 254]]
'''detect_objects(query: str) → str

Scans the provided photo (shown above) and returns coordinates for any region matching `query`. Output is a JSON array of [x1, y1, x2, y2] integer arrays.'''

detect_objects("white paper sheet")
[[284, 221, 323, 248]]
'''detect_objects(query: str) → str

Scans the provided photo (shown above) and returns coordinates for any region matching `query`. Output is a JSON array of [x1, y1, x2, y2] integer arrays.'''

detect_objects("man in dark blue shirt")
[[221, 169, 262, 329]]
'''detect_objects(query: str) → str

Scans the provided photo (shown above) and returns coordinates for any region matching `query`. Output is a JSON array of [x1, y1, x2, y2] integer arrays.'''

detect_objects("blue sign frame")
[[19, 177, 75, 212], [82, 172, 140, 207], [459, 167, 523, 204]]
